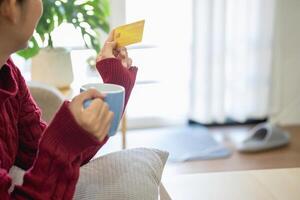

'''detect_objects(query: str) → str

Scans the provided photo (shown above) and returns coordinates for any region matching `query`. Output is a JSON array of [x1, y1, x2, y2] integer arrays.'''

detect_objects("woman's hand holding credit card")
[[79, 20, 144, 136], [86, 19, 144, 109]]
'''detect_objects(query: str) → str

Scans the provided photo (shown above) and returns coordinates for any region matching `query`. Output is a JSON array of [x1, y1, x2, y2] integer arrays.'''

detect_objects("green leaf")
[[22, 0, 110, 59], [17, 37, 40, 59]]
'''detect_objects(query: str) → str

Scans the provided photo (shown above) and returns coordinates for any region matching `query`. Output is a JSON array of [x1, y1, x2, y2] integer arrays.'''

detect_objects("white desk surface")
[[162, 168, 300, 200]]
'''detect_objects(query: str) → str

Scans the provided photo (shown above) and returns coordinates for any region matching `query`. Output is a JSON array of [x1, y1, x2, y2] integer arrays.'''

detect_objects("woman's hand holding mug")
[[69, 89, 114, 142]]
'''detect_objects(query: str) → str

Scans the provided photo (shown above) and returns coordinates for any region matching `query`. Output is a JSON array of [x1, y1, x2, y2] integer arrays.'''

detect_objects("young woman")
[[0, 0, 137, 198]]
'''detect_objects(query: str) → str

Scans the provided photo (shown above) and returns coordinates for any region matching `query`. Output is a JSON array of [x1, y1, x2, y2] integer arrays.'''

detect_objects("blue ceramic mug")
[[80, 83, 125, 137]]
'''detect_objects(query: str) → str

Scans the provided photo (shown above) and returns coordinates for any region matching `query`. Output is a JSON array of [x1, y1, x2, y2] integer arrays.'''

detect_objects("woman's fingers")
[[113, 49, 119, 57], [116, 47, 132, 68], [127, 58, 132, 68], [74, 89, 104, 105], [97, 31, 134, 68], [96, 102, 109, 121], [120, 47, 127, 58], [86, 98, 104, 114], [106, 31, 115, 43], [97, 111, 114, 140], [97, 31, 117, 62]]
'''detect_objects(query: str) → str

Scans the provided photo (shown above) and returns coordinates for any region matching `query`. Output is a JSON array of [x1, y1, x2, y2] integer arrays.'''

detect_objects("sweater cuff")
[[96, 58, 138, 84], [39, 101, 101, 157], [96, 58, 122, 78]]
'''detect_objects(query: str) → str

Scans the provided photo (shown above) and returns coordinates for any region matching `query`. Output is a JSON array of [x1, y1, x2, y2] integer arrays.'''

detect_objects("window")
[[56, 0, 194, 128], [124, 0, 193, 128], [14, 0, 193, 129], [189, 0, 275, 125]]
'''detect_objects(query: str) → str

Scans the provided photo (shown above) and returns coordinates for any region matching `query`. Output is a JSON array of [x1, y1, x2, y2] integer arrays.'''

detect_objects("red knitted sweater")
[[0, 58, 137, 199]]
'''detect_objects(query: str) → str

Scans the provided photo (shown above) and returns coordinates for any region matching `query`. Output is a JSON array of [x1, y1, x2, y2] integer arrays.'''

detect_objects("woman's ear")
[[0, 0, 19, 24]]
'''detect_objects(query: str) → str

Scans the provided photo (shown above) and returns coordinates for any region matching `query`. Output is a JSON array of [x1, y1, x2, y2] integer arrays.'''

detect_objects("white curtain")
[[190, 0, 276, 124]]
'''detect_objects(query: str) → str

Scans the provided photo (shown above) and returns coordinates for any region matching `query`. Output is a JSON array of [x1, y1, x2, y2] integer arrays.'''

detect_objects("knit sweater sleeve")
[[1, 62, 107, 199], [14, 72, 47, 170], [11, 101, 108, 200], [80, 58, 138, 165], [97, 58, 138, 109], [0, 58, 138, 199]]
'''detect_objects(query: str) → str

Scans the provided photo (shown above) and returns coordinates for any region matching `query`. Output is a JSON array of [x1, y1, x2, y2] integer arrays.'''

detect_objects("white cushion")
[[75, 148, 169, 200], [9, 148, 169, 199]]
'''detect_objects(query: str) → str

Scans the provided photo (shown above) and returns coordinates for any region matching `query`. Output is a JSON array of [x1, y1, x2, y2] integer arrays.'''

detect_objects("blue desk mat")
[[126, 126, 232, 162]]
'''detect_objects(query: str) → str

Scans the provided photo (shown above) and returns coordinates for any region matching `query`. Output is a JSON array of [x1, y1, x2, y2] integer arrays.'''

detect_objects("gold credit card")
[[113, 20, 145, 47]]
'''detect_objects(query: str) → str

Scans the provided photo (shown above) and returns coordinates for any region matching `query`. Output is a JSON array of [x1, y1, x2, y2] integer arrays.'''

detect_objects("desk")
[[162, 167, 300, 200]]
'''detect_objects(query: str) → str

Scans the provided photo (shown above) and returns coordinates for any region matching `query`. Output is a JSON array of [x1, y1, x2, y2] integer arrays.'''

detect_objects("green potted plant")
[[18, 0, 110, 89]]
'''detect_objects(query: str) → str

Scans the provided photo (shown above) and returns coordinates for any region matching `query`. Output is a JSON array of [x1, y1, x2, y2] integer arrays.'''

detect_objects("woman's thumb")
[[106, 41, 117, 50]]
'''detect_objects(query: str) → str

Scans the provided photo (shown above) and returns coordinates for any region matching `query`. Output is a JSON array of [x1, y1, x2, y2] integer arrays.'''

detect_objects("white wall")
[[271, 0, 300, 125]]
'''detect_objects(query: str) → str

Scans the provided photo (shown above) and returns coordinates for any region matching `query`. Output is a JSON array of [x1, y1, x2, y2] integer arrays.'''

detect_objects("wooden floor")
[[97, 125, 300, 175], [164, 125, 300, 175]]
